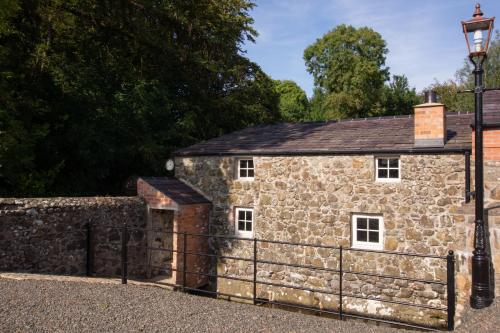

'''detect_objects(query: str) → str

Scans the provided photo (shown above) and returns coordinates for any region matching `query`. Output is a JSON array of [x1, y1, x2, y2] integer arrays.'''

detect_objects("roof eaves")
[[174, 147, 471, 157]]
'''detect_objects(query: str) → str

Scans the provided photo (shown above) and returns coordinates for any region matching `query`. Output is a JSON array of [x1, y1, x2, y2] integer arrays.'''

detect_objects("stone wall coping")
[[0, 197, 144, 215]]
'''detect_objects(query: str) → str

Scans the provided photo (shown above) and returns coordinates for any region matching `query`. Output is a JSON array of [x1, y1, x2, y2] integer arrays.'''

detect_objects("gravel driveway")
[[0, 277, 498, 332]]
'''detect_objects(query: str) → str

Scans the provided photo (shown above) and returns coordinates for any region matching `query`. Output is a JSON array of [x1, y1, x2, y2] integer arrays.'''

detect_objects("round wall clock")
[[165, 159, 175, 171]]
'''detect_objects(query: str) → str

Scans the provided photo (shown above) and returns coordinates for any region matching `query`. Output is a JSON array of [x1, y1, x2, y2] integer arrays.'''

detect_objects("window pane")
[[245, 210, 252, 221], [389, 169, 399, 178], [248, 160, 254, 168], [248, 169, 254, 178], [369, 219, 379, 230], [357, 218, 367, 229], [389, 159, 398, 168], [378, 159, 388, 168], [238, 210, 245, 221], [369, 231, 379, 243], [238, 221, 245, 231], [357, 230, 368, 242], [240, 160, 247, 168], [378, 169, 388, 178], [240, 169, 248, 178], [246, 222, 252, 231]]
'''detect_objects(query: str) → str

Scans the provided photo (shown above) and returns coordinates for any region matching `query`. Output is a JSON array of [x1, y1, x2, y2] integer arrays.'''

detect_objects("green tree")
[[378, 75, 420, 116], [307, 87, 327, 121], [274, 80, 309, 122], [304, 24, 389, 120], [425, 80, 473, 112], [0, 0, 19, 34], [0, 0, 280, 197], [431, 31, 499, 112], [456, 31, 500, 89]]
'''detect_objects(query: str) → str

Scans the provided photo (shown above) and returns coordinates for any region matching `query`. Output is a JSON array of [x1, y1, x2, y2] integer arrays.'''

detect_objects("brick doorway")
[[137, 177, 212, 288], [148, 209, 174, 280]]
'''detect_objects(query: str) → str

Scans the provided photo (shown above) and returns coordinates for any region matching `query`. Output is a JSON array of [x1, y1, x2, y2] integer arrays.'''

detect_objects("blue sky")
[[243, 0, 500, 97]]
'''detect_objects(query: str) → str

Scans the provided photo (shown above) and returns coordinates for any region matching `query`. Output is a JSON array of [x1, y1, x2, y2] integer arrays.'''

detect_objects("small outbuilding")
[[137, 177, 211, 288]]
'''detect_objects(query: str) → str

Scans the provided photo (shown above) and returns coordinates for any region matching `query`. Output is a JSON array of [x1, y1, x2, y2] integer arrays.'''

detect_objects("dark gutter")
[[174, 147, 471, 157], [470, 122, 500, 129], [483, 123, 500, 128]]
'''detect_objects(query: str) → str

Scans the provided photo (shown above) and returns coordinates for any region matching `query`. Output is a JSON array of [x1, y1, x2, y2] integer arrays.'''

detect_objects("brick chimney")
[[414, 91, 446, 147]]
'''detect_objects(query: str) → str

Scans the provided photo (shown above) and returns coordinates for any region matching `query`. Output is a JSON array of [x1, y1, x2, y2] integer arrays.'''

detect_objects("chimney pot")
[[424, 90, 438, 104]]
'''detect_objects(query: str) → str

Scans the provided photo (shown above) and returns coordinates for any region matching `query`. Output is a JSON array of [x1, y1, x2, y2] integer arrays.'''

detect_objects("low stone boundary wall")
[[0, 197, 146, 276], [215, 239, 452, 328]]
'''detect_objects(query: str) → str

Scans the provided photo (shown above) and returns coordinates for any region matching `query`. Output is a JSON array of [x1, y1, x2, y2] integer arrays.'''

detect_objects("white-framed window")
[[238, 158, 254, 180], [235, 207, 254, 237], [375, 157, 400, 182], [352, 214, 384, 250]]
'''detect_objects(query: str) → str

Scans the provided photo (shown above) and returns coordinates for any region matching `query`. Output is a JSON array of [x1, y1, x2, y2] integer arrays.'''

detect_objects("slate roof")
[[175, 91, 500, 157], [139, 177, 210, 205], [485, 90, 500, 113], [175, 113, 472, 156]]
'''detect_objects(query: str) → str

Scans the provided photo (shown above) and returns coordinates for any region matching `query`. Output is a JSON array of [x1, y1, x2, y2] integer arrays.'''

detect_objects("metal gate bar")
[[90, 224, 455, 331]]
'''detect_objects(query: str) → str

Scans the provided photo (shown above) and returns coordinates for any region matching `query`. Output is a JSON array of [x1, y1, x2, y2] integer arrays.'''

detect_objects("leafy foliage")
[[307, 88, 327, 121], [304, 24, 389, 119], [456, 31, 500, 89], [274, 80, 309, 122], [377, 75, 421, 116], [425, 80, 473, 112], [0, 0, 280, 196], [428, 31, 499, 112]]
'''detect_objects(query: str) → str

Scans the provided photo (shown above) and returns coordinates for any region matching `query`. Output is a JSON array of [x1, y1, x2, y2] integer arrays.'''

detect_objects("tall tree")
[[274, 80, 309, 122], [308, 87, 328, 121], [377, 75, 420, 116], [0, 0, 280, 197], [304, 24, 389, 120]]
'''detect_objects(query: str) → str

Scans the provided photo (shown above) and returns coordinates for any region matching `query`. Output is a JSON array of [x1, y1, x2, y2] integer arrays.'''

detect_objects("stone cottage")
[[142, 91, 500, 326]]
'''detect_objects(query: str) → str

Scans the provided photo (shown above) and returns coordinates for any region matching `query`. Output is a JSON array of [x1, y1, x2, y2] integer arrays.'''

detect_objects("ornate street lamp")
[[461, 3, 495, 309]]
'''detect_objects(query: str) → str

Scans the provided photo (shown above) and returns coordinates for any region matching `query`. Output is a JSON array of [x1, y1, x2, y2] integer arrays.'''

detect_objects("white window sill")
[[235, 231, 254, 239], [375, 178, 401, 183], [351, 242, 384, 251], [237, 177, 255, 181]]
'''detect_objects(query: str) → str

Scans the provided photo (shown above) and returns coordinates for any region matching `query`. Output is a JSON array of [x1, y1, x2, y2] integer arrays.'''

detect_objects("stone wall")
[[483, 160, 500, 298], [0, 197, 147, 277], [454, 160, 500, 299], [175, 154, 467, 327]]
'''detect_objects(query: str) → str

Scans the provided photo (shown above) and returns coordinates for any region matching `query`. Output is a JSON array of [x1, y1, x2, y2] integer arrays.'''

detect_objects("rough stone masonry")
[[175, 153, 468, 327], [0, 197, 147, 277], [172, 153, 500, 326], [2, 92, 500, 329], [170, 92, 500, 327]]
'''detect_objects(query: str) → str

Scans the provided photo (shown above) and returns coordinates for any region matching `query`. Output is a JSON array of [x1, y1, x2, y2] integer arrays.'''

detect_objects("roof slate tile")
[[176, 91, 500, 156], [139, 177, 210, 205]]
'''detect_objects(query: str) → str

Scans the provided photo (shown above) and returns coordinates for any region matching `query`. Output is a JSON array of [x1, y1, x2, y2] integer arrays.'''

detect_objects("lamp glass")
[[473, 29, 484, 52], [462, 15, 494, 57]]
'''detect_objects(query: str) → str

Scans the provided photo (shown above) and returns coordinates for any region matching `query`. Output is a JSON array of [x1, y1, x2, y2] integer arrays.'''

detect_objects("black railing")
[[86, 223, 92, 277], [89, 224, 457, 331]]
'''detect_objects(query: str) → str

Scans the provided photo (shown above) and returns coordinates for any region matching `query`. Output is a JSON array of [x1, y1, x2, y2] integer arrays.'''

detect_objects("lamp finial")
[[473, 3, 483, 17]]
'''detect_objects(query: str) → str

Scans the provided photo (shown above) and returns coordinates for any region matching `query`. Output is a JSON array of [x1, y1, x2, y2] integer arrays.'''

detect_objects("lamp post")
[[461, 3, 495, 309]]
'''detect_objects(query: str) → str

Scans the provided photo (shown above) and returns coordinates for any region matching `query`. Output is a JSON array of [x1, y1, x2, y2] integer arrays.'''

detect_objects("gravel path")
[[0, 277, 498, 332]]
